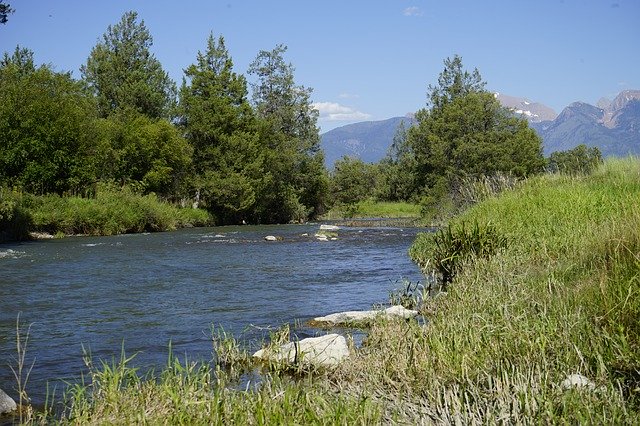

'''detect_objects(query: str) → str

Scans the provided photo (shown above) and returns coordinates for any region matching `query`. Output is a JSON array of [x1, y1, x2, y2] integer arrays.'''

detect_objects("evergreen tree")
[[407, 56, 544, 210], [248, 45, 328, 222], [179, 34, 262, 223], [81, 11, 176, 119], [0, 1, 13, 24]]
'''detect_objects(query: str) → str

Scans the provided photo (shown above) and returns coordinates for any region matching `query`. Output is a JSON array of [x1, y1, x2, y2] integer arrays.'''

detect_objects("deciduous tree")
[[0, 47, 98, 194]]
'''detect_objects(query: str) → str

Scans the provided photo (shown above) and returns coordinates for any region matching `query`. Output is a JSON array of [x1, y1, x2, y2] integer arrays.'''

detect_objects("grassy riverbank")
[[0, 186, 213, 240], [322, 200, 422, 221], [12, 158, 640, 424]]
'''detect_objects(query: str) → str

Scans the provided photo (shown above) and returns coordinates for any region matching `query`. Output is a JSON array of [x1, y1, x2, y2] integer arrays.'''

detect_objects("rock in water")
[[0, 388, 17, 414], [264, 235, 278, 241], [310, 305, 419, 326], [253, 333, 349, 367]]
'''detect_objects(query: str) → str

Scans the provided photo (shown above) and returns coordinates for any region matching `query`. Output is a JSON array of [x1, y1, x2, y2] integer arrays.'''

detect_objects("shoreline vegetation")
[[3, 157, 638, 424], [0, 185, 214, 242]]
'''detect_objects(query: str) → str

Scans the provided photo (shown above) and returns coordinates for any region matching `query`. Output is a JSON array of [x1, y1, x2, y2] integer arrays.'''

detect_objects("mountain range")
[[320, 90, 640, 167]]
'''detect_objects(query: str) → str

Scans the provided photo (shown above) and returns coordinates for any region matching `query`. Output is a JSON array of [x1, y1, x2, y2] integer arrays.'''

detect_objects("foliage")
[[94, 110, 193, 198], [249, 44, 329, 222], [407, 56, 545, 215], [0, 0, 13, 24], [25, 185, 212, 236], [376, 120, 419, 202], [179, 34, 262, 223], [427, 54, 486, 110], [81, 11, 177, 119], [0, 188, 31, 241], [330, 156, 378, 207], [548, 143, 603, 175], [0, 47, 99, 195], [411, 220, 508, 287]]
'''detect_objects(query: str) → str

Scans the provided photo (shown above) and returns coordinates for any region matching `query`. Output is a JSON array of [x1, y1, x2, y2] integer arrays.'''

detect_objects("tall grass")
[[323, 200, 421, 220], [25, 185, 213, 236], [395, 157, 640, 422]]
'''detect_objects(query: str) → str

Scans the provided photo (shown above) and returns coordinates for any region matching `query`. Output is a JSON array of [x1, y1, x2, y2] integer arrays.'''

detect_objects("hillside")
[[534, 90, 640, 156], [320, 90, 640, 165], [320, 116, 415, 168]]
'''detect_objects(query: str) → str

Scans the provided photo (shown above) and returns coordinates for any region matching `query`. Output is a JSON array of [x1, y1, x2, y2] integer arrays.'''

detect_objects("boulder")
[[319, 224, 340, 231], [0, 388, 16, 414], [310, 305, 418, 326], [253, 333, 349, 367], [561, 373, 596, 390], [264, 235, 278, 242]]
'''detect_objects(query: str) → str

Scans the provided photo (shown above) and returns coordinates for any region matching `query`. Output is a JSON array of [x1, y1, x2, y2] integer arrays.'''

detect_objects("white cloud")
[[403, 6, 423, 16], [338, 92, 360, 99], [312, 102, 371, 121]]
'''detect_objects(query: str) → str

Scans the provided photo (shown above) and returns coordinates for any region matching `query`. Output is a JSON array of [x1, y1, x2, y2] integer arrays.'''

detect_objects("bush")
[[412, 220, 507, 288], [0, 188, 32, 241], [27, 185, 213, 236]]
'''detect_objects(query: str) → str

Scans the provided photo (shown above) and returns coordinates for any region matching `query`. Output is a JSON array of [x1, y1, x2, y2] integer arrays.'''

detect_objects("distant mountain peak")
[[495, 93, 557, 123], [533, 89, 640, 156]]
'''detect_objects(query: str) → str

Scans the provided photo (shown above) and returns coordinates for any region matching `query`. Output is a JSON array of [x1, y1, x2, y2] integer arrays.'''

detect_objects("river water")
[[0, 224, 425, 405]]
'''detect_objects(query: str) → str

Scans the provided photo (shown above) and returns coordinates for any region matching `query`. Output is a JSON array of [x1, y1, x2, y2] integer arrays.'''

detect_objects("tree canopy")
[[0, 47, 98, 194], [407, 55, 544, 208], [81, 11, 176, 119], [0, 1, 13, 24], [248, 44, 328, 222], [179, 34, 262, 223]]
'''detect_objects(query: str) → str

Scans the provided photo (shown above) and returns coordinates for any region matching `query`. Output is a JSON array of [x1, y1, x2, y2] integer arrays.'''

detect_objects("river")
[[0, 224, 425, 405]]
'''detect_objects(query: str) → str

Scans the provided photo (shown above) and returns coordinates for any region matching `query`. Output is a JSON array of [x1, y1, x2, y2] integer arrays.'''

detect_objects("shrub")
[[0, 188, 32, 241], [413, 220, 507, 288]]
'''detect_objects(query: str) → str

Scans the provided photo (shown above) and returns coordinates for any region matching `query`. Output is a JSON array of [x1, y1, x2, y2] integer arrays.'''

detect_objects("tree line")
[[0, 11, 326, 224], [2, 10, 587, 226], [331, 56, 602, 217]]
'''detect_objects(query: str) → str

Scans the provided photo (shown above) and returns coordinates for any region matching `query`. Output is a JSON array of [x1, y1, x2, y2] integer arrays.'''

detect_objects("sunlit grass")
[[323, 200, 421, 220], [23, 185, 213, 236]]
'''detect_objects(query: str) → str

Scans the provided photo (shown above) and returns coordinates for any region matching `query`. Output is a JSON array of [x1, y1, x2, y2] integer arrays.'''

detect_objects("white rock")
[[561, 373, 595, 390], [311, 305, 418, 326], [384, 305, 419, 319], [253, 333, 349, 367], [319, 224, 340, 231], [0, 387, 17, 414], [316, 235, 329, 241], [264, 235, 278, 241]]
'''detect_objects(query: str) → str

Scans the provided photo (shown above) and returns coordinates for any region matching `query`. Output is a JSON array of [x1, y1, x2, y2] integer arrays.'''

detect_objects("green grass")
[[22, 186, 213, 236], [402, 157, 640, 422], [323, 200, 421, 220]]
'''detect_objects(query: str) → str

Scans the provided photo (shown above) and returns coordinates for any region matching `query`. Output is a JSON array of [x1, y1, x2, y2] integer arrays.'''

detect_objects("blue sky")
[[2, 1, 639, 131]]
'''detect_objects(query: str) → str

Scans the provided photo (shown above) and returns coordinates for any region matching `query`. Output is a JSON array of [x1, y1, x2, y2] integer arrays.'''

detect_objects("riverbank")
[[9, 158, 640, 423], [0, 186, 213, 242]]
